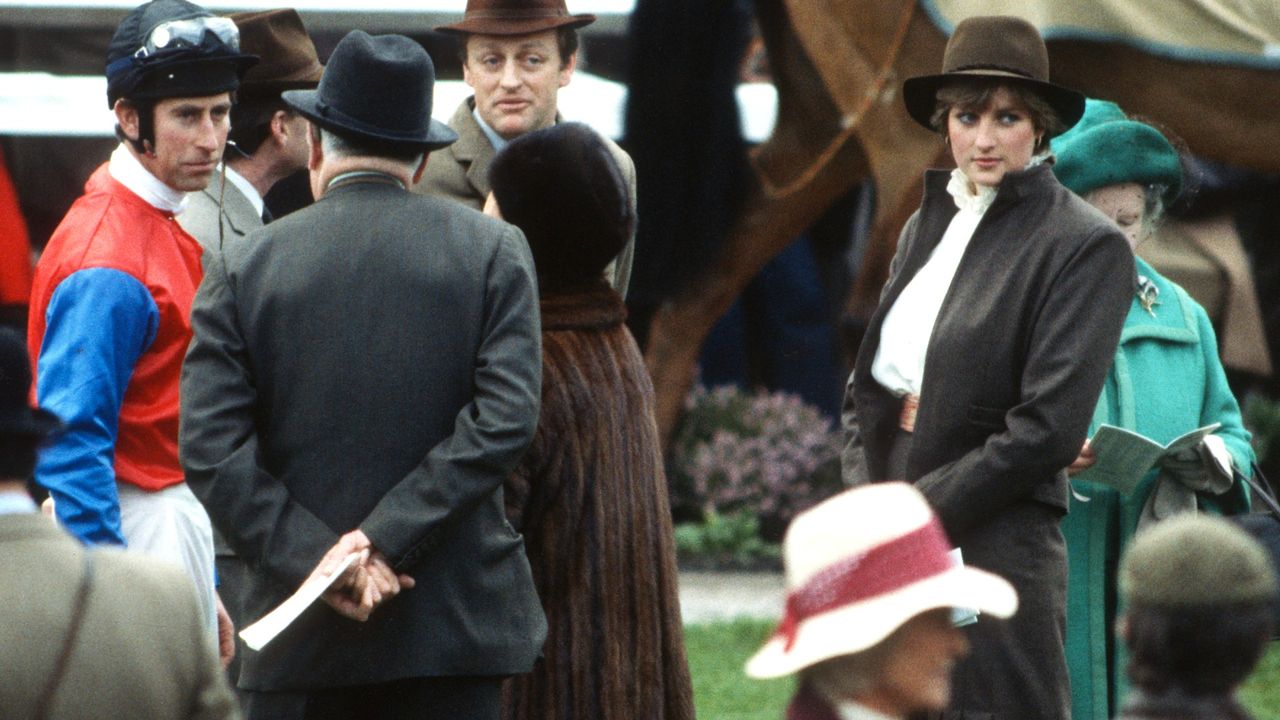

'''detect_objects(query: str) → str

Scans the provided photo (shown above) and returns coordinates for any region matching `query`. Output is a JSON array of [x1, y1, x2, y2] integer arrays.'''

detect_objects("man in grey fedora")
[[179, 30, 546, 719], [421, 0, 635, 297]]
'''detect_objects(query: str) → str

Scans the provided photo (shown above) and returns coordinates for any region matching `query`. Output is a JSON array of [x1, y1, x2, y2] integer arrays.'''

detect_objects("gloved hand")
[[1141, 440, 1234, 526]]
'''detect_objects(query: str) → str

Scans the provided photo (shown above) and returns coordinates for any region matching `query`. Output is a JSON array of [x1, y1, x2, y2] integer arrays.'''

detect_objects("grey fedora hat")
[[283, 30, 457, 150]]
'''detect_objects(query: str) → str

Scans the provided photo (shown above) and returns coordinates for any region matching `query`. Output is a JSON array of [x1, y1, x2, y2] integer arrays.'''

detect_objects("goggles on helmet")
[[133, 16, 241, 60]]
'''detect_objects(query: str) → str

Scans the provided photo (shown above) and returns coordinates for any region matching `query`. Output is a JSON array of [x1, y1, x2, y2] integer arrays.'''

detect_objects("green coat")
[[1063, 257, 1253, 720]]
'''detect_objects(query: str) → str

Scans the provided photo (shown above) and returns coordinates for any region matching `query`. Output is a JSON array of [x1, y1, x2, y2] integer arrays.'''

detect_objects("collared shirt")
[[326, 170, 406, 192], [107, 143, 188, 215], [220, 164, 264, 219], [872, 168, 997, 396], [836, 701, 896, 720], [0, 490, 37, 516], [473, 107, 508, 151]]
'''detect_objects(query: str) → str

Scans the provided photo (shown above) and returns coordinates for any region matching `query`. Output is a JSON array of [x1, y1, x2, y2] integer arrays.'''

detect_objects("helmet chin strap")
[[123, 100, 157, 157]]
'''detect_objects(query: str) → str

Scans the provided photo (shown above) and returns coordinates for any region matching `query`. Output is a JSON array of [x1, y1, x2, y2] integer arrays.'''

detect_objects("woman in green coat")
[[1052, 99, 1254, 720]]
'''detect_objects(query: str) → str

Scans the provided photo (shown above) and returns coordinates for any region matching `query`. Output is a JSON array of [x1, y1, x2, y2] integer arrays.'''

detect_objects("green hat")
[[1051, 98, 1182, 205], [1120, 514, 1278, 608]]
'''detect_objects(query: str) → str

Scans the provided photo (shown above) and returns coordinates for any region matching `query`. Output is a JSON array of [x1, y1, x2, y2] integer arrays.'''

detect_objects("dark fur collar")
[[540, 282, 627, 331]]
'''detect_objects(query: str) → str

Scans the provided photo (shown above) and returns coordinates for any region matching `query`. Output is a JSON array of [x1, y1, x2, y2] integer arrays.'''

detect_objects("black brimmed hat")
[[283, 31, 457, 151], [105, 0, 257, 108], [902, 15, 1085, 136]]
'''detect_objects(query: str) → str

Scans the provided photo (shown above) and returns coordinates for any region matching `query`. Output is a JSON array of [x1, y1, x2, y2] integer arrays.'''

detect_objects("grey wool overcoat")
[[841, 163, 1134, 720], [179, 174, 547, 691]]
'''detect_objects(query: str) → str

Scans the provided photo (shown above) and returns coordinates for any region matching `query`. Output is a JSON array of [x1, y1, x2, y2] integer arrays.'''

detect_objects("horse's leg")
[[644, 0, 866, 445], [646, 141, 869, 444]]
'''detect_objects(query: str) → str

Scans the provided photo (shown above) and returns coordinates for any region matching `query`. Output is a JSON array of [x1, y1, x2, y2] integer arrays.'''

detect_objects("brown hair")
[[1125, 601, 1273, 696], [929, 80, 1063, 154], [459, 27, 579, 67]]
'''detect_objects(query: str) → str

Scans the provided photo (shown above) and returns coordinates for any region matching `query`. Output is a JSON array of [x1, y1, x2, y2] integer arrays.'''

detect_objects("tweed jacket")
[[180, 174, 547, 690], [177, 170, 262, 564], [0, 513, 236, 719], [177, 170, 263, 253], [419, 98, 636, 298], [842, 163, 1134, 538]]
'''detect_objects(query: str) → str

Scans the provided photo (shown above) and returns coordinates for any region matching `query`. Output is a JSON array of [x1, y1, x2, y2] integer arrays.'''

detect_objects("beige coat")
[[178, 171, 264, 253], [0, 513, 237, 719], [419, 98, 636, 299]]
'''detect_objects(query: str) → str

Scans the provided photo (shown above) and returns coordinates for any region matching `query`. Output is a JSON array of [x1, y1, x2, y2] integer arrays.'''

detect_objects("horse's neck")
[[781, 0, 918, 116]]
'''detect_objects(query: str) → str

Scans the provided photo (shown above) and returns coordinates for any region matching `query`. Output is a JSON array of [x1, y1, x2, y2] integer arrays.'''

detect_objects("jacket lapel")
[[200, 183, 259, 238], [446, 100, 496, 201]]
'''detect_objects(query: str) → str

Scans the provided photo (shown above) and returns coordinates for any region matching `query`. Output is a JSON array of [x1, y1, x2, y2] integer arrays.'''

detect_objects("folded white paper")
[[1076, 423, 1221, 496], [949, 548, 980, 627], [239, 552, 360, 651]]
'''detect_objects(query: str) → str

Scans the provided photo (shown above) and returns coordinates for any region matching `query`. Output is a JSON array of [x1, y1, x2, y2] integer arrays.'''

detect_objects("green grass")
[[685, 620, 1280, 718], [685, 618, 791, 720], [1241, 642, 1280, 716]]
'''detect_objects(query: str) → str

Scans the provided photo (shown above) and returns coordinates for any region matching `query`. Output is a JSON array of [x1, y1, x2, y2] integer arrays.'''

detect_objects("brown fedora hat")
[[902, 15, 1084, 136], [229, 9, 323, 97], [436, 0, 595, 36]]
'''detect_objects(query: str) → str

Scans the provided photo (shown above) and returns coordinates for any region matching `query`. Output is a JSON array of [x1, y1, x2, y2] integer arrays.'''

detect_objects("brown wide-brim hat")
[[229, 9, 323, 97], [436, 0, 594, 36], [902, 15, 1085, 136]]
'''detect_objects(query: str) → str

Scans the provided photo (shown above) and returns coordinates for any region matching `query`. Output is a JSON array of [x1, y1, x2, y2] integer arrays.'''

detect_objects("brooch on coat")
[[1136, 275, 1160, 317]]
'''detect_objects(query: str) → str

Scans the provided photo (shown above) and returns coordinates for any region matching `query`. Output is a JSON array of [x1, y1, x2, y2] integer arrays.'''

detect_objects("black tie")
[[261, 206, 274, 224]]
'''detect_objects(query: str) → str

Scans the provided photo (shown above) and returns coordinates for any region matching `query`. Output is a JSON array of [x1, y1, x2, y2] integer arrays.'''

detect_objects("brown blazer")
[[842, 164, 1133, 536], [418, 98, 636, 299], [0, 513, 237, 719], [840, 164, 1133, 720]]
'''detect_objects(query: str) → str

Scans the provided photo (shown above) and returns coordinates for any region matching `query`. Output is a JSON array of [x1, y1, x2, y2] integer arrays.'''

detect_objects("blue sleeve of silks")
[[34, 268, 159, 546]]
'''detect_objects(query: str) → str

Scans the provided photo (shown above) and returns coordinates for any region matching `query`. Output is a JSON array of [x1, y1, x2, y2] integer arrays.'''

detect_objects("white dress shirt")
[[837, 700, 897, 720], [221, 164, 265, 219], [871, 169, 996, 396], [474, 107, 508, 151]]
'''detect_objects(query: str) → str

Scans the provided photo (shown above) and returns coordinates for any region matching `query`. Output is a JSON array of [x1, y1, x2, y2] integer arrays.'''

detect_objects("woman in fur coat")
[[486, 122, 695, 720]]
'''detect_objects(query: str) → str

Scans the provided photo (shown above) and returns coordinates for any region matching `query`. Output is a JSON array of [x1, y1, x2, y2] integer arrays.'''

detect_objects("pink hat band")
[[775, 518, 953, 651]]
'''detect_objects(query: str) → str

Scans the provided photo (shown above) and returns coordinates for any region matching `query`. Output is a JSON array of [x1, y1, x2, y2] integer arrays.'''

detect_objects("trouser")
[[118, 482, 218, 638], [243, 676, 503, 720]]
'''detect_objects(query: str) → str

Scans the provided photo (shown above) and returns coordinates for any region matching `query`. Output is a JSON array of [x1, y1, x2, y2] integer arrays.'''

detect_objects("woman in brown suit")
[[840, 16, 1134, 719], [486, 122, 694, 720]]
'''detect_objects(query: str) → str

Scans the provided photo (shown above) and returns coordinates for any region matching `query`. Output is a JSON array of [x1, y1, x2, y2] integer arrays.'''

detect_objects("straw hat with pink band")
[[746, 482, 1018, 678]]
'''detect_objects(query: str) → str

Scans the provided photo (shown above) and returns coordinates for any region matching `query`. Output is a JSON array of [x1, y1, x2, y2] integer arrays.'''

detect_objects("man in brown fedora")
[[422, 0, 635, 297], [180, 30, 545, 719], [180, 8, 323, 249]]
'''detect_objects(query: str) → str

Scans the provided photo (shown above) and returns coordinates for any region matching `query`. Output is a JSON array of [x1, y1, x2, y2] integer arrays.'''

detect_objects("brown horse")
[[643, 0, 1280, 443]]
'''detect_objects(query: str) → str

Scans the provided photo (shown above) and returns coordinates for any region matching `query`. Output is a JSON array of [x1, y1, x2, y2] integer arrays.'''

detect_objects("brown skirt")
[[891, 429, 1072, 720]]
